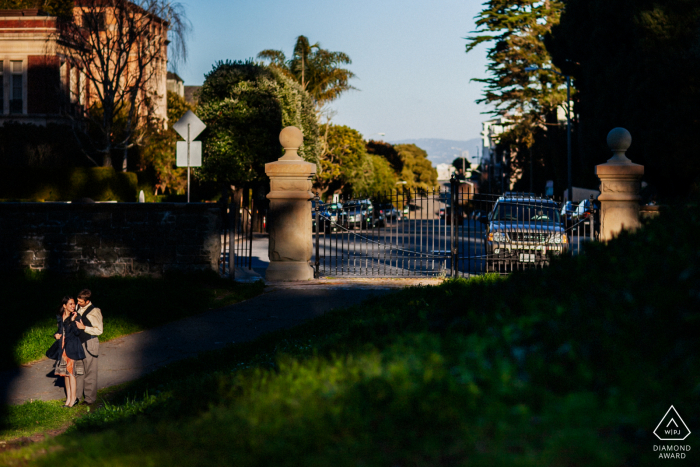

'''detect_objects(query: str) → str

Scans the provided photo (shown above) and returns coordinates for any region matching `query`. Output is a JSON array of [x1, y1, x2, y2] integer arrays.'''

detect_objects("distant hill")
[[390, 138, 482, 166]]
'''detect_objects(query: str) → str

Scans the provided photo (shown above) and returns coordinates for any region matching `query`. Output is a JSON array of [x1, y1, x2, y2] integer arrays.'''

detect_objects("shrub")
[[0, 167, 137, 201]]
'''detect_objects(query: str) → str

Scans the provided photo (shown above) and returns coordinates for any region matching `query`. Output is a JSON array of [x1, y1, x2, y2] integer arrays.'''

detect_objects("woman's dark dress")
[[55, 314, 85, 376]]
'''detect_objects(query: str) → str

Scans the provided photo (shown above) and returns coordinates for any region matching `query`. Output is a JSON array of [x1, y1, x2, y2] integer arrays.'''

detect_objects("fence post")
[[450, 176, 458, 277], [265, 127, 317, 281], [314, 193, 320, 278], [595, 128, 644, 241]]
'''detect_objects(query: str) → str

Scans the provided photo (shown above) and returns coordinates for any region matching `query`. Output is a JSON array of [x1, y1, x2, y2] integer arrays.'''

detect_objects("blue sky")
[[175, 0, 491, 142]]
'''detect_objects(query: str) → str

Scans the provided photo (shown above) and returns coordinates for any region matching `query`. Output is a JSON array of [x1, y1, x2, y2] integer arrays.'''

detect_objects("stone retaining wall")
[[0, 203, 221, 276]]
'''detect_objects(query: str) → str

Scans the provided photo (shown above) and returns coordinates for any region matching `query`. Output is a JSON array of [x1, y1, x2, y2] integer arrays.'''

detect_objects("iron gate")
[[313, 180, 596, 278], [220, 192, 256, 278]]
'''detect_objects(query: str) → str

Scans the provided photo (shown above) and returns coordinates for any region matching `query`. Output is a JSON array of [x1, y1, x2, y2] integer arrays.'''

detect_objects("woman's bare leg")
[[64, 376, 71, 406], [67, 375, 77, 406]]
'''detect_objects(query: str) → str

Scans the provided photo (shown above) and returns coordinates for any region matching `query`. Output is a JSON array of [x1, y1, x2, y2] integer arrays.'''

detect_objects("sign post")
[[173, 110, 206, 203]]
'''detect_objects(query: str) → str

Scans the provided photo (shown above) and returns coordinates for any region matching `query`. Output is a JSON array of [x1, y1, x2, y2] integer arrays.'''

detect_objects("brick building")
[[0, 6, 168, 126]]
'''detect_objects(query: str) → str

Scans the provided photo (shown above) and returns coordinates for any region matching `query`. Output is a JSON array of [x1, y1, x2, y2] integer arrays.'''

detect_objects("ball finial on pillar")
[[606, 127, 632, 162], [279, 126, 304, 160]]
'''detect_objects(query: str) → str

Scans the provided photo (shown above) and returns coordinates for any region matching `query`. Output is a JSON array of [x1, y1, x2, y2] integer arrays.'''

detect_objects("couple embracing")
[[49, 289, 102, 408]]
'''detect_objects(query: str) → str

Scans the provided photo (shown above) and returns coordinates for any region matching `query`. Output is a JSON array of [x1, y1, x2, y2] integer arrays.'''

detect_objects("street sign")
[[173, 111, 206, 203], [176, 141, 201, 167], [172, 110, 206, 141]]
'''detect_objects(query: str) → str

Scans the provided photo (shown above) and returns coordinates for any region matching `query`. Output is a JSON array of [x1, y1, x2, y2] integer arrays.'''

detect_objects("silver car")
[[483, 196, 568, 268]]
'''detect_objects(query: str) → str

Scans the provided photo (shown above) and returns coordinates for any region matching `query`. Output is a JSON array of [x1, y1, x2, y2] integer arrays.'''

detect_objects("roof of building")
[[166, 71, 183, 83]]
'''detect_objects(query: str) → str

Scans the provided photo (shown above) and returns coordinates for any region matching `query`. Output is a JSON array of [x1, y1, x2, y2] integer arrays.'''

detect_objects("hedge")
[[0, 167, 138, 202]]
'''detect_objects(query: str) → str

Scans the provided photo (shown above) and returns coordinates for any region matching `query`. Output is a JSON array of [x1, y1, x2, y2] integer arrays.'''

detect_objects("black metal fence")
[[313, 180, 597, 278], [220, 192, 255, 277]]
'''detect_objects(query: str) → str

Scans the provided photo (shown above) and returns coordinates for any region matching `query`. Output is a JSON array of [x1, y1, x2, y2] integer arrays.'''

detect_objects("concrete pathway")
[[0, 278, 441, 406]]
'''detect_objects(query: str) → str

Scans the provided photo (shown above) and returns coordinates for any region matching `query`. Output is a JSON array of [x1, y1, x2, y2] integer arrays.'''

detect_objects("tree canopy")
[[314, 126, 400, 198], [196, 60, 319, 187], [548, 0, 700, 198], [394, 144, 438, 191], [258, 35, 357, 110], [138, 91, 194, 196]]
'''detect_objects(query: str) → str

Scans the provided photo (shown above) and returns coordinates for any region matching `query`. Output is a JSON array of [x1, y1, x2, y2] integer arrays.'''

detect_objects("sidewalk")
[[0, 279, 437, 406]]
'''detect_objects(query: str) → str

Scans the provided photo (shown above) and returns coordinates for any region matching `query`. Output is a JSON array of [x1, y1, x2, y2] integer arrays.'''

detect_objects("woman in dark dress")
[[54, 296, 85, 408]]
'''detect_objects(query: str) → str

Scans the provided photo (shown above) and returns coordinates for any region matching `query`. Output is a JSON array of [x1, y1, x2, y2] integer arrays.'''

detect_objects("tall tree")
[[466, 0, 566, 188], [258, 35, 357, 111], [57, 0, 190, 170], [548, 0, 700, 198]]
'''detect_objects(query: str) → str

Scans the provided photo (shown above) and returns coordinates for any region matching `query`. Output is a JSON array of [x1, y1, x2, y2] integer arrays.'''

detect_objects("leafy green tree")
[[466, 0, 566, 189], [548, 0, 700, 198], [258, 35, 357, 110], [315, 126, 398, 198], [366, 140, 403, 174], [316, 125, 367, 197], [195, 60, 319, 187], [363, 155, 398, 194], [394, 144, 438, 191]]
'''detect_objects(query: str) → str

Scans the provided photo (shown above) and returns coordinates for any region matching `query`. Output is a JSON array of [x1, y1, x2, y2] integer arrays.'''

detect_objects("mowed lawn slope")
[[3, 204, 699, 466]]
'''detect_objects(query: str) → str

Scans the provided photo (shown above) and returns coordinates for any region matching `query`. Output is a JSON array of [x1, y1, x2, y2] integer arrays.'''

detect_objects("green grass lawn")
[[1, 271, 264, 367], [1, 203, 699, 466]]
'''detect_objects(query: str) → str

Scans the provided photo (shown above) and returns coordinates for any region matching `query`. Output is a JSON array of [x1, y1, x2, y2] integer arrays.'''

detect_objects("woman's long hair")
[[58, 295, 74, 317]]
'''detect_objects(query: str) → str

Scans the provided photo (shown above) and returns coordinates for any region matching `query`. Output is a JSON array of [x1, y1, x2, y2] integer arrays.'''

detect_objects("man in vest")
[[75, 289, 103, 405]]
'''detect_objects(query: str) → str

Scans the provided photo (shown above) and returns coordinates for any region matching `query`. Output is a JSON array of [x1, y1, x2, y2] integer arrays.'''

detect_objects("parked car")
[[482, 195, 568, 270], [345, 206, 364, 229], [375, 202, 401, 221], [315, 204, 347, 233], [344, 199, 375, 227]]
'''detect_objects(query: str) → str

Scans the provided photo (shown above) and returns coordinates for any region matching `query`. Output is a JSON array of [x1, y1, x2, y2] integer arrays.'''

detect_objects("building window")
[[10, 60, 22, 114]]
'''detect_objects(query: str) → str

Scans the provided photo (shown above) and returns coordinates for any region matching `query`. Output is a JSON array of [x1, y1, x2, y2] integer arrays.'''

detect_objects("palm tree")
[[258, 35, 357, 109]]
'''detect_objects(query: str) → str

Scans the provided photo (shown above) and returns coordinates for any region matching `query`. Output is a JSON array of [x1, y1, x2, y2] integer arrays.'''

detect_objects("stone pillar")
[[265, 126, 316, 281], [596, 128, 644, 241]]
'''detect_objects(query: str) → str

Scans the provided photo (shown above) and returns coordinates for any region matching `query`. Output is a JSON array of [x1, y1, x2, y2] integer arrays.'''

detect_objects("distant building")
[[166, 72, 184, 98], [480, 117, 512, 193], [436, 163, 455, 181]]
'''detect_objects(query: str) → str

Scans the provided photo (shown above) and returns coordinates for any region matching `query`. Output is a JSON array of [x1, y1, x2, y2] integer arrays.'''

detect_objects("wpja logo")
[[653, 405, 691, 459]]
